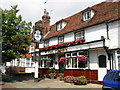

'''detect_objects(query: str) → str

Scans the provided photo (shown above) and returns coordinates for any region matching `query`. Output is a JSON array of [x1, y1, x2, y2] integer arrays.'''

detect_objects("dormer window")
[[57, 21, 67, 31], [83, 10, 95, 21]]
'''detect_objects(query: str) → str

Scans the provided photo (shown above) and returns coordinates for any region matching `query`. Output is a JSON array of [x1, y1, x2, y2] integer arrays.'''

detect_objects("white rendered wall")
[[89, 49, 109, 69], [109, 21, 119, 49], [85, 24, 107, 42], [64, 32, 74, 42], [49, 37, 58, 46], [89, 50, 99, 69], [118, 20, 120, 48], [39, 43, 43, 48], [48, 32, 74, 46]]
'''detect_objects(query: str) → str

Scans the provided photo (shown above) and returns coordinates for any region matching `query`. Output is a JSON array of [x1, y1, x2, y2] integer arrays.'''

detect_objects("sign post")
[[33, 22, 43, 82]]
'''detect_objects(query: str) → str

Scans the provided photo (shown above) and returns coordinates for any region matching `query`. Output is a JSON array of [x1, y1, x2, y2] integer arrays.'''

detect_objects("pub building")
[[8, 1, 120, 82], [35, 1, 120, 82]]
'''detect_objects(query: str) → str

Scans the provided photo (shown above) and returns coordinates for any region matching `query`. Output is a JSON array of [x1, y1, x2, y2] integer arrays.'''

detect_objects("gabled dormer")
[[56, 20, 67, 31], [82, 9, 95, 21]]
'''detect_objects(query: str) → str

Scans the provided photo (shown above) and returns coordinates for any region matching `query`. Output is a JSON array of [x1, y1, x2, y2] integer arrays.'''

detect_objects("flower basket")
[[59, 57, 67, 63], [44, 58, 51, 63], [77, 55, 87, 63], [44, 58, 51, 67]]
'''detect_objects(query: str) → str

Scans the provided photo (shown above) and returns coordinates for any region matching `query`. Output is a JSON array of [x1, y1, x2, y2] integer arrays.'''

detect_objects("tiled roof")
[[44, 2, 120, 40]]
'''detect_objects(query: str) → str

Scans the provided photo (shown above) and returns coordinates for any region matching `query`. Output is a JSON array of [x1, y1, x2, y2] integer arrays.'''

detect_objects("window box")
[[39, 39, 85, 51]]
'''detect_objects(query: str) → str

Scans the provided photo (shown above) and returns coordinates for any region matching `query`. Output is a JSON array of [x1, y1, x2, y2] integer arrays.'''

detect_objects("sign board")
[[34, 30, 41, 42]]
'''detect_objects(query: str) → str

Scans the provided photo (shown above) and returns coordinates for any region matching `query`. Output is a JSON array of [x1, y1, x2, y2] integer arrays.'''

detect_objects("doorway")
[[58, 53, 65, 73]]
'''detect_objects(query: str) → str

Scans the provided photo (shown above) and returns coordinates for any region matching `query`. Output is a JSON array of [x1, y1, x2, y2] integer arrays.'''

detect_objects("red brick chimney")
[[42, 9, 51, 36]]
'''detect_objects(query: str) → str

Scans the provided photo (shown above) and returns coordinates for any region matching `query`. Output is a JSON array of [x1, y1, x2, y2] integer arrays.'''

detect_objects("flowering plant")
[[39, 39, 85, 51], [59, 76, 64, 80], [44, 58, 51, 63], [59, 73, 64, 81], [64, 76, 75, 83], [75, 39, 85, 43], [77, 55, 87, 63], [73, 76, 87, 85], [59, 57, 67, 63]]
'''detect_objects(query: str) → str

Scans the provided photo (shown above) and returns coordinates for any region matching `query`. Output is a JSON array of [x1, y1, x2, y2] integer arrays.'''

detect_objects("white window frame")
[[83, 10, 91, 21], [71, 52, 77, 57], [58, 36, 64, 44], [57, 22, 67, 31], [75, 30, 84, 40], [65, 51, 88, 69], [40, 56, 54, 68], [44, 40, 49, 47]]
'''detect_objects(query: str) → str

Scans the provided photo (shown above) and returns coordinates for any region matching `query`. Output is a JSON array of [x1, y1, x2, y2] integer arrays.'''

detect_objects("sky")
[[0, 0, 106, 25]]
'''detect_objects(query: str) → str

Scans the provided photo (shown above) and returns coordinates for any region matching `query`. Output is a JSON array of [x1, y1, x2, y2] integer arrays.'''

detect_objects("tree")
[[2, 5, 32, 63]]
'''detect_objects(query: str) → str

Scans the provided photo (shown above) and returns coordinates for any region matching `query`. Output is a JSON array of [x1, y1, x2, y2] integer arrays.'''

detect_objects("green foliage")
[[2, 5, 32, 63], [49, 68, 55, 73], [76, 76, 88, 84], [59, 73, 64, 77]]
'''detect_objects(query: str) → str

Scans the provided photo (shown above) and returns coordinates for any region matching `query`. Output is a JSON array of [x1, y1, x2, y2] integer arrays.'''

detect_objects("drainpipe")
[[105, 21, 109, 39]]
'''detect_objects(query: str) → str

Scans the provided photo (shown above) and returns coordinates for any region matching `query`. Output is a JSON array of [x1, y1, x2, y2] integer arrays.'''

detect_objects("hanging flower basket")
[[77, 55, 87, 63], [44, 58, 51, 63], [59, 57, 67, 63]]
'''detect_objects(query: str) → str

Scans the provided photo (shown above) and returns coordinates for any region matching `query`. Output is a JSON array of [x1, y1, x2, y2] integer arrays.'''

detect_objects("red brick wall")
[[38, 68, 98, 80], [64, 69, 98, 80], [38, 68, 59, 76]]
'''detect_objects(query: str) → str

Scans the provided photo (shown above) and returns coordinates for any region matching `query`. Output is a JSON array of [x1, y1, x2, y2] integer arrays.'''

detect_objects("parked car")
[[102, 70, 120, 90]]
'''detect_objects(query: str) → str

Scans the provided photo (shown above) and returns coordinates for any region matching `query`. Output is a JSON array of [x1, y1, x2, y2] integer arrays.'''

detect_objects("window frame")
[[58, 36, 64, 44], [83, 10, 91, 21], [74, 30, 85, 41], [40, 55, 54, 68], [98, 55, 106, 67], [57, 22, 62, 31], [65, 51, 88, 69], [56, 21, 67, 31], [44, 40, 49, 47]]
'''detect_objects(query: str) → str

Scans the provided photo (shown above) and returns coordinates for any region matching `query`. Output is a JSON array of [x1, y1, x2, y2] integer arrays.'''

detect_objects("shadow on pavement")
[[2, 73, 34, 83]]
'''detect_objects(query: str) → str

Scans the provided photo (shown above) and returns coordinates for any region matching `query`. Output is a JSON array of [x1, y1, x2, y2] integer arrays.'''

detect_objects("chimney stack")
[[42, 9, 51, 35]]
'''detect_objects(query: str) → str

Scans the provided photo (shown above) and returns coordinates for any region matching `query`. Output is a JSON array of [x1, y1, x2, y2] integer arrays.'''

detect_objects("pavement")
[[1, 78, 102, 90]]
